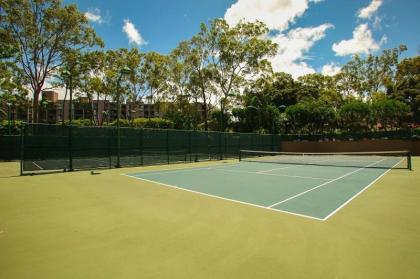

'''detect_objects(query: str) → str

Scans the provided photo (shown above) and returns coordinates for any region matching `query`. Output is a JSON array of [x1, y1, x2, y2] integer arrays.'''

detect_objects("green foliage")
[[338, 100, 370, 132], [63, 119, 93, 126], [1, 0, 103, 122], [208, 110, 231, 131], [0, 120, 24, 135], [109, 118, 174, 129], [370, 99, 411, 129], [0, 0, 418, 133], [284, 101, 336, 134], [390, 56, 420, 123], [162, 110, 196, 130], [340, 45, 407, 99]]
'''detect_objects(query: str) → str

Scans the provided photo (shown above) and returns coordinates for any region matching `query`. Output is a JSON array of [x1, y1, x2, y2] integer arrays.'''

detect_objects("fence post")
[[224, 132, 227, 159], [140, 128, 144, 166], [20, 124, 25, 176], [238, 133, 241, 159], [408, 152, 412, 171], [107, 127, 112, 168], [188, 130, 192, 162], [68, 125, 73, 171], [166, 129, 170, 164], [271, 134, 275, 151], [207, 131, 210, 159], [219, 132, 223, 160]]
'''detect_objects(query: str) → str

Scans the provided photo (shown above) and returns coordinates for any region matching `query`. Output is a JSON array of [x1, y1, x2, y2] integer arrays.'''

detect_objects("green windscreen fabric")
[[21, 124, 281, 173]]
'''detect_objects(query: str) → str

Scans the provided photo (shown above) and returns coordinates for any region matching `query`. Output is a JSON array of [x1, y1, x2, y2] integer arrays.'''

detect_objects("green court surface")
[[0, 159, 419, 279], [126, 158, 404, 220]]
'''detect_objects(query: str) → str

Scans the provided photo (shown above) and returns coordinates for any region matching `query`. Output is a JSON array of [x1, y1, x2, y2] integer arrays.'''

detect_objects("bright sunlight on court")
[[126, 150, 410, 220]]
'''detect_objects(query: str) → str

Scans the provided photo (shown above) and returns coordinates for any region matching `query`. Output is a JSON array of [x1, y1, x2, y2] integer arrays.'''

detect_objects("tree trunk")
[[62, 86, 68, 125], [32, 87, 42, 123], [202, 88, 208, 131], [96, 92, 101, 126], [89, 94, 96, 125]]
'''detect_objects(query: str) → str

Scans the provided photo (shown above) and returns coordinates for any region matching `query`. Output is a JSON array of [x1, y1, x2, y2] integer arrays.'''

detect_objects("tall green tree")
[[297, 73, 342, 109], [389, 56, 420, 124], [206, 19, 277, 130], [185, 32, 216, 130], [167, 42, 193, 109], [371, 99, 410, 130], [338, 100, 370, 132], [139, 52, 169, 107], [0, 0, 103, 122], [340, 46, 407, 99]]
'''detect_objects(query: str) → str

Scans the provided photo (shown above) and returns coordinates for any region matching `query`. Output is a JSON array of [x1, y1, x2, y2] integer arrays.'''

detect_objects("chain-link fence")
[[18, 124, 280, 174]]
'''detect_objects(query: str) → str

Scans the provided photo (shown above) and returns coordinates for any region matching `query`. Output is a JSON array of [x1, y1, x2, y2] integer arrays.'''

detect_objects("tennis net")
[[239, 150, 412, 170]]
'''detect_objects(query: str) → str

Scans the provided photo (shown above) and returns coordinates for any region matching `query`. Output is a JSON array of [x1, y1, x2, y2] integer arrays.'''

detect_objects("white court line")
[[122, 174, 323, 221], [212, 168, 331, 181], [128, 162, 240, 176], [256, 164, 302, 174], [267, 158, 387, 208], [32, 161, 44, 170], [321, 158, 404, 221]]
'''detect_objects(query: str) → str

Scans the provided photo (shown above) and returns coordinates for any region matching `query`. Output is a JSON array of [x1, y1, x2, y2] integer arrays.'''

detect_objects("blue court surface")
[[125, 155, 406, 220]]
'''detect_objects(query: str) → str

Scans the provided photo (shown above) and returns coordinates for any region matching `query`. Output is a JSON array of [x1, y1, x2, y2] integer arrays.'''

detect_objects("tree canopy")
[[0, 0, 419, 134]]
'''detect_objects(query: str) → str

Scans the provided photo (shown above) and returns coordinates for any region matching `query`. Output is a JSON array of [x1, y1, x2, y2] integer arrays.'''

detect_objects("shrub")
[[110, 118, 175, 129], [0, 120, 25, 135]]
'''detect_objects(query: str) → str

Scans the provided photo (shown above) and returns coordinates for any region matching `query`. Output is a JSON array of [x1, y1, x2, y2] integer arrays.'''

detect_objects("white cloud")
[[122, 19, 146, 47], [224, 0, 309, 31], [309, 0, 325, 3], [332, 24, 382, 56], [85, 8, 103, 24], [358, 0, 383, 19], [269, 24, 334, 78], [321, 63, 341, 76]]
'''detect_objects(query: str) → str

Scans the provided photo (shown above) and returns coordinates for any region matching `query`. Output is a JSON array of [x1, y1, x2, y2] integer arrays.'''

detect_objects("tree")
[[167, 41, 194, 110], [338, 100, 370, 132], [340, 46, 407, 99], [371, 99, 410, 130], [101, 49, 132, 105], [0, 19, 27, 107], [206, 19, 277, 129], [186, 31, 216, 130], [124, 48, 143, 103], [76, 51, 106, 125], [0, 0, 103, 122], [139, 52, 169, 107], [285, 102, 336, 134], [390, 56, 420, 124], [297, 73, 342, 109]]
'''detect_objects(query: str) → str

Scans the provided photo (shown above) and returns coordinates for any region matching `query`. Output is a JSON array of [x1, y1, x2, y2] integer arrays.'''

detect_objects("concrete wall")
[[280, 140, 420, 155]]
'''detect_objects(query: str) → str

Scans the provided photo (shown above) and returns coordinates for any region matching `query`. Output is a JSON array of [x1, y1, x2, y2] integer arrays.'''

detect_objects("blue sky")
[[65, 0, 419, 78]]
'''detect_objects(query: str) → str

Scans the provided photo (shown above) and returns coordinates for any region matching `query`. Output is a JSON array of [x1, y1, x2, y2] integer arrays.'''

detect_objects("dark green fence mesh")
[[0, 135, 20, 161], [20, 124, 281, 174]]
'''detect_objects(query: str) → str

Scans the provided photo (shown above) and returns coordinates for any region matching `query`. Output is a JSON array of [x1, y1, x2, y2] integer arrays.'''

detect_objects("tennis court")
[[125, 150, 411, 220]]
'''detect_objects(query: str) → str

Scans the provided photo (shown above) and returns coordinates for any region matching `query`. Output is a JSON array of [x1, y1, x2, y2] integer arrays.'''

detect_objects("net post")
[[239, 150, 242, 161], [408, 151, 412, 170], [19, 123, 26, 176]]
